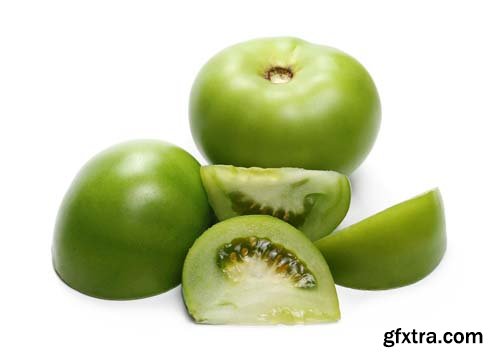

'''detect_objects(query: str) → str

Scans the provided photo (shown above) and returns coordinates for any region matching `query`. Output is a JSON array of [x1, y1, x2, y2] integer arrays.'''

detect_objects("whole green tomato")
[[52, 140, 212, 300], [190, 37, 381, 174]]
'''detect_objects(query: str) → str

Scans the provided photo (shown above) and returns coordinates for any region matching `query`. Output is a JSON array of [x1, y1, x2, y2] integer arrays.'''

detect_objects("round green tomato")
[[190, 37, 381, 174], [52, 140, 212, 300]]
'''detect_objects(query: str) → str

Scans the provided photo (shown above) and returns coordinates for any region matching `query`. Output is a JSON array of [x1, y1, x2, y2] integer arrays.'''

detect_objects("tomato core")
[[265, 66, 293, 84]]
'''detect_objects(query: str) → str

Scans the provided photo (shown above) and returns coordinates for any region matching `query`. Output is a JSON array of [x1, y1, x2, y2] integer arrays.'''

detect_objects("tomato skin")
[[190, 37, 381, 174], [52, 140, 211, 300], [315, 189, 446, 290]]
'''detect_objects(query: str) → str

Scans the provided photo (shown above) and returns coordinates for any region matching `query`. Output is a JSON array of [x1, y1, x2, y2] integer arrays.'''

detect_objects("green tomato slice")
[[182, 215, 340, 324], [200, 165, 351, 240], [315, 189, 446, 290]]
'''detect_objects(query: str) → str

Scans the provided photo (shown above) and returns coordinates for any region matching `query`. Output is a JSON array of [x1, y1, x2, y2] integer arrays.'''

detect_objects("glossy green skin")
[[53, 140, 211, 300], [190, 37, 381, 174], [315, 189, 446, 290]]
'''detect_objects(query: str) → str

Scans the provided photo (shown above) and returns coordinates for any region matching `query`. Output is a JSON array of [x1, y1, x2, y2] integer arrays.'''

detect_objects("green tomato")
[[200, 165, 351, 240], [315, 189, 446, 290], [182, 215, 340, 324], [52, 140, 212, 300], [190, 37, 381, 174]]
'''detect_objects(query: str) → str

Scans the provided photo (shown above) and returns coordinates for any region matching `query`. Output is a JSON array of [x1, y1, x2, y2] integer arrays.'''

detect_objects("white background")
[[1, 0, 499, 358]]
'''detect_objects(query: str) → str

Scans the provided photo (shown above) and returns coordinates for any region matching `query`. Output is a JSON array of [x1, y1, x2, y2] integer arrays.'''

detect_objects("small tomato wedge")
[[182, 215, 340, 324], [201, 165, 351, 240], [315, 189, 446, 290]]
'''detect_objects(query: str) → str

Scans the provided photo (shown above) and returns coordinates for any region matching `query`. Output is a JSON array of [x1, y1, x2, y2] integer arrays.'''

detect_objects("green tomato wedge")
[[315, 189, 446, 290], [200, 165, 351, 240], [182, 215, 340, 324]]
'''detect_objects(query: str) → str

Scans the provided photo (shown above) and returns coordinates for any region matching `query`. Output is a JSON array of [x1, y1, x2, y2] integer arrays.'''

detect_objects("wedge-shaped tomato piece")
[[315, 189, 446, 289], [182, 215, 340, 324], [200, 165, 351, 240]]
